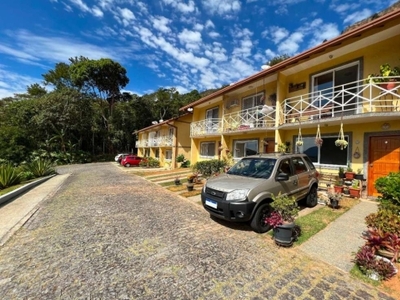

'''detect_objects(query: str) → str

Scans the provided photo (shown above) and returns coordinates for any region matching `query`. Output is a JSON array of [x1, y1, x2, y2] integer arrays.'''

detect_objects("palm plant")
[[0, 163, 22, 189]]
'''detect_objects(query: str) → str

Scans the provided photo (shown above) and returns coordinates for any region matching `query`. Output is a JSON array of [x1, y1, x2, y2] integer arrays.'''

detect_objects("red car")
[[121, 155, 144, 167]]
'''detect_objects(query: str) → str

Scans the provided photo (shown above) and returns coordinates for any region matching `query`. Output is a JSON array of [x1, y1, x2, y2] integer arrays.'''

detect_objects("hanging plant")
[[335, 123, 348, 150], [296, 127, 303, 147], [315, 124, 323, 146]]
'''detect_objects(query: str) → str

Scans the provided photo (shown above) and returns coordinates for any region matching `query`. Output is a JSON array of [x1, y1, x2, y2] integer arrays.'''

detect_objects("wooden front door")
[[368, 135, 400, 196]]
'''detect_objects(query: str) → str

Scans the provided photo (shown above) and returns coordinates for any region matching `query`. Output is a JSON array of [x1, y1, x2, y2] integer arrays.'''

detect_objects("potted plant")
[[367, 63, 400, 90], [355, 168, 364, 180], [296, 140, 303, 147], [186, 182, 194, 191], [327, 191, 342, 209], [349, 179, 361, 198], [333, 179, 344, 194], [335, 139, 348, 150], [338, 167, 345, 179], [345, 165, 355, 180], [187, 173, 197, 183], [277, 143, 287, 154], [264, 192, 300, 246], [174, 177, 181, 185]]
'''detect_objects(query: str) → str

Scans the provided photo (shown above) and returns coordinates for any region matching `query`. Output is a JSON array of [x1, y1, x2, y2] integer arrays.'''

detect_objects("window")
[[155, 149, 160, 159], [165, 150, 172, 160], [200, 142, 216, 157], [292, 157, 308, 174], [297, 136, 349, 166], [205, 107, 219, 133], [168, 128, 174, 137], [144, 149, 150, 157], [277, 159, 292, 176], [311, 61, 360, 113], [242, 92, 265, 110], [233, 139, 258, 158]]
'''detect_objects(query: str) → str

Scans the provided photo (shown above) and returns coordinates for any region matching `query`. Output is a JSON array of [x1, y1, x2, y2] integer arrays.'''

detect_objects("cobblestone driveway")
[[0, 163, 394, 299]]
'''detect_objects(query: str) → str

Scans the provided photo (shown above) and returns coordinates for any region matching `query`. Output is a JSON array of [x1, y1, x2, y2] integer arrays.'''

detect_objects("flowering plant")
[[335, 139, 348, 149], [296, 140, 303, 146]]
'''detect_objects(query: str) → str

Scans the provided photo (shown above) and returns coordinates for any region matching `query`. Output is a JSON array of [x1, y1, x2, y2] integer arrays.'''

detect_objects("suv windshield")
[[227, 157, 276, 179]]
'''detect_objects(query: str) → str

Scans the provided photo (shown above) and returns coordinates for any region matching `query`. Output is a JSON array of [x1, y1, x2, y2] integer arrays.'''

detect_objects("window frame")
[[200, 141, 216, 158]]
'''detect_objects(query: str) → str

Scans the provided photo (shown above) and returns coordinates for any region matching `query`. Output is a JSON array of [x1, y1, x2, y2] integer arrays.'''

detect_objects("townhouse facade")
[[179, 9, 400, 197], [134, 114, 192, 169]]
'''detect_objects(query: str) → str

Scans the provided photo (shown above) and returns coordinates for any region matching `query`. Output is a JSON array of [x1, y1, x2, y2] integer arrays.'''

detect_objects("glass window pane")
[[301, 137, 319, 163], [320, 137, 348, 165]]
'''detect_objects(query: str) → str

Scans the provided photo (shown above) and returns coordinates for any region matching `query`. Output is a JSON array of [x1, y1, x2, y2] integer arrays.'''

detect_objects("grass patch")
[[167, 185, 188, 192], [179, 190, 202, 197], [0, 178, 41, 196], [350, 264, 380, 286]]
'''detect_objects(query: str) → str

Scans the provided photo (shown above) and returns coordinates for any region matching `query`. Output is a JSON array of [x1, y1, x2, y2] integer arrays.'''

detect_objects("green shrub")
[[181, 160, 191, 168], [139, 157, 160, 168], [176, 154, 185, 163], [374, 172, 400, 206], [23, 158, 56, 177], [0, 164, 22, 189], [192, 160, 227, 178], [365, 209, 400, 235]]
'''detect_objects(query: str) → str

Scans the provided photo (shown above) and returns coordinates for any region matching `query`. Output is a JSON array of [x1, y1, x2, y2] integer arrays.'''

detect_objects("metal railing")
[[281, 78, 400, 124]]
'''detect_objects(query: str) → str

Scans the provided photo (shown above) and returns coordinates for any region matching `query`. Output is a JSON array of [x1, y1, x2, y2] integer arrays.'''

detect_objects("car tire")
[[125, 163, 131, 167], [250, 203, 272, 233], [306, 185, 318, 207]]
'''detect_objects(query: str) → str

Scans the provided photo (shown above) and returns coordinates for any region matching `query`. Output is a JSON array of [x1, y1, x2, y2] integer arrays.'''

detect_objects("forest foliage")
[[0, 57, 209, 165]]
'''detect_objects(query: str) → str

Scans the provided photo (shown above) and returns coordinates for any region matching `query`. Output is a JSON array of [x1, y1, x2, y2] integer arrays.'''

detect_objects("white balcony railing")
[[281, 78, 400, 124], [223, 105, 276, 133], [190, 118, 222, 137], [160, 136, 173, 147]]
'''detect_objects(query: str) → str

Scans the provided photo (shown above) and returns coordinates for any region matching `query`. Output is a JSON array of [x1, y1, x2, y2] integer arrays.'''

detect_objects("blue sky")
[[0, 0, 395, 98]]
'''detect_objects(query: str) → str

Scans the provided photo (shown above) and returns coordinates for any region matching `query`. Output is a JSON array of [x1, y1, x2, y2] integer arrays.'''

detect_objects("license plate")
[[205, 199, 218, 209]]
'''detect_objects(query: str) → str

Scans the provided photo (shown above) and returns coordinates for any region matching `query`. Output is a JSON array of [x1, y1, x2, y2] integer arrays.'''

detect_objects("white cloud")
[[161, 0, 196, 14], [343, 8, 373, 24], [278, 32, 304, 54], [117, 7, 135, 26], [152, 16, 172, 33], [201, 0, 241, 15], [268, 26, 289, 44], [205, 20, 215, 29], [0, 67, 42, 98]]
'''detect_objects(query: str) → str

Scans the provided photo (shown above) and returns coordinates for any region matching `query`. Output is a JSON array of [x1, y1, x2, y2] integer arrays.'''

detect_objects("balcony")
[[281, 78, 400, 125], [160, 136, 173, 147], [190, 118, 222, 137], [222, 105, 276, 134]]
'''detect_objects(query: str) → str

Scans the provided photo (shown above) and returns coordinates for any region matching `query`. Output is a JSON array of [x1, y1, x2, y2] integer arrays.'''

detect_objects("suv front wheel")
[[250, 203, 273, 233]]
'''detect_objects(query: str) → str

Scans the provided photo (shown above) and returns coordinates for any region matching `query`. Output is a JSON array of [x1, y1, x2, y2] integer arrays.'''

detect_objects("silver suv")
[[201, 153, 319, 233]]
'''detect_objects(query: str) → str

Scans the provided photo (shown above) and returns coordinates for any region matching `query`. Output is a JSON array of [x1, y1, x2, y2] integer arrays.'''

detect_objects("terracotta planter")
[[334, 185, 344, 193], [345, 172, 355, 180], [349, 187, 361, 198], [187, 184, 194, 191]]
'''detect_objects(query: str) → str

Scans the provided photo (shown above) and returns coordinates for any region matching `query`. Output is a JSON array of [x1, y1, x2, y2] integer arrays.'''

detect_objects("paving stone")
[[0, 163, 396, 300]]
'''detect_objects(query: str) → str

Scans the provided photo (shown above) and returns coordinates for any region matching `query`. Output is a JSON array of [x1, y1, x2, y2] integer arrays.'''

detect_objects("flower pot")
[[354, 174, 364, 180], [273, 223, 296, 247], [187, 178, 194, 183], [174, 179, 181, 185], [349, 187, 361, 198], [345, 172, 355, 180], [330, 199, 339, 209], [334, 185, 344, 193], [187, 184, 194, 191]]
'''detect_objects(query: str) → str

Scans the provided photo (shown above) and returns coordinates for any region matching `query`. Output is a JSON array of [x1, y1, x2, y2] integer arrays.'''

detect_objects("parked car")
[[115, 153, 129, 163], [201, 153, 319, 233], [121, 155, 145, 167]]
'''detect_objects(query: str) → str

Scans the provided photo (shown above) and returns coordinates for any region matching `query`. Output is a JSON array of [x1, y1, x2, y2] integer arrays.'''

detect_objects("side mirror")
[[276, 173, 289, 181]]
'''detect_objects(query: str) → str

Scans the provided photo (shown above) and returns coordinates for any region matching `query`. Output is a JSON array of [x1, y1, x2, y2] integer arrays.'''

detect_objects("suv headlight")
[[226, 189, 249, 201]]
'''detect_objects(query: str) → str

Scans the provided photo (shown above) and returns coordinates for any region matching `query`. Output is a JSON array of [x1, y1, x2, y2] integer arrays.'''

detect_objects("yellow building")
[[179, 9, 400, 197], [134, 114, 192, 169]]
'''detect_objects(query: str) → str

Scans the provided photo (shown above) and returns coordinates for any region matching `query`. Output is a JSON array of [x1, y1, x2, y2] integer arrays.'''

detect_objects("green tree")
[[266, 54, 291, 66]]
